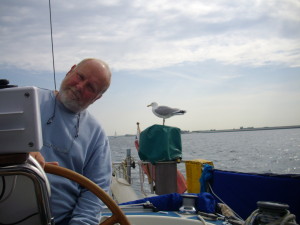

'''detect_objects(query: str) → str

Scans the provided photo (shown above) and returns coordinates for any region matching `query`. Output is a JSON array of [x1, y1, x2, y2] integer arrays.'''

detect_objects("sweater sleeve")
[[69, 133, 112, 225]]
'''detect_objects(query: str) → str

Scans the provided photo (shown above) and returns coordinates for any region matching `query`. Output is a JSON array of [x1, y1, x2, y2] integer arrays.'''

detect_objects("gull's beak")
[[147, 104, 151, 107]]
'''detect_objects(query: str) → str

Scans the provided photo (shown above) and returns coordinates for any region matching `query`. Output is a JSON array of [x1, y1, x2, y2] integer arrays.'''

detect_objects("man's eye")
[[77, 73, 84, 80], [88, 84, 96, 92]]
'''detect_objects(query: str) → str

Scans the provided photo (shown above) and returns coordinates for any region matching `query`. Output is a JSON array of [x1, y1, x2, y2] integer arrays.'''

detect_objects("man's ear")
[[66, 64, 77, 76]]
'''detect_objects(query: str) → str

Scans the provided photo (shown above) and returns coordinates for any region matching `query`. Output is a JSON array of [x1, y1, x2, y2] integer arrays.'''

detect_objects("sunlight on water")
[[110, 128, 300, 174], [109, 128, 300, 195]]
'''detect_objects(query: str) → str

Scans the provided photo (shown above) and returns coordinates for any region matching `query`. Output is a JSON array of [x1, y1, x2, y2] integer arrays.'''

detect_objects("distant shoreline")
[[190, 125, 300, 134], [112, 125, 300, 137]]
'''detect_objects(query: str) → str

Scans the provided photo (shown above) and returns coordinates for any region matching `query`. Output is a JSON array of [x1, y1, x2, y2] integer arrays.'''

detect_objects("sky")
[[1, 0, 300, 136]]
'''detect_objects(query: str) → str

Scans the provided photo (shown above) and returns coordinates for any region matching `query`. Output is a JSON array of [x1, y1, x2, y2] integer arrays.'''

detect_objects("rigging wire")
[[207, 182, 244, 221], [48, 0, 57, 91]]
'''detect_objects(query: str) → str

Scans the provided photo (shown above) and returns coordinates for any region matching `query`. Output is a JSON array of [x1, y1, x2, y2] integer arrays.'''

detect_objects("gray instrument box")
[[0, 86, 42, 153]]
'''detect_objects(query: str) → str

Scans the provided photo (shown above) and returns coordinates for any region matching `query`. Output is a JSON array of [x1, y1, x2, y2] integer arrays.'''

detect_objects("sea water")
[[110, 128, 300, 174], [109, 128, 300, 195]]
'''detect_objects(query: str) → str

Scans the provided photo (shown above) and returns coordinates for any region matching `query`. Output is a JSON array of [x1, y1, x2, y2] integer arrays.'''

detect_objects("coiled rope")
[[244, 209, 298, 225]]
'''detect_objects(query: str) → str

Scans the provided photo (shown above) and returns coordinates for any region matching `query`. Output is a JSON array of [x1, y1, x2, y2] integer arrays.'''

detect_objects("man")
[[30, 58, 112, 225]]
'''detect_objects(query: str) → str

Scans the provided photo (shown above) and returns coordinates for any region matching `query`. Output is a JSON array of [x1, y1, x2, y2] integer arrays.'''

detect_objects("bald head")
[[58, 58, 112, 113], [76, 58, 112, 94]]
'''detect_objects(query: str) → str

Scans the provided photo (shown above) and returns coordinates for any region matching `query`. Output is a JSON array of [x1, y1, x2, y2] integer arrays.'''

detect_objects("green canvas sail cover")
[[138, 124, 182, 164]]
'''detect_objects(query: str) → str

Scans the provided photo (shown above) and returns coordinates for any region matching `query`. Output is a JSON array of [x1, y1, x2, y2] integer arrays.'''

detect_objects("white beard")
[[59, 89, 84, 113]]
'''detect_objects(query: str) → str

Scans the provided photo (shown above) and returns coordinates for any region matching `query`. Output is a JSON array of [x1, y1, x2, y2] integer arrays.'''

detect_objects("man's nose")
[[76, 81, 85, 92]]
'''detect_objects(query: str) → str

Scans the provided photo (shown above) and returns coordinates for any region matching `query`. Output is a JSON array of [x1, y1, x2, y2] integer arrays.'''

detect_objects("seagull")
[[147, 102, 186, 125]]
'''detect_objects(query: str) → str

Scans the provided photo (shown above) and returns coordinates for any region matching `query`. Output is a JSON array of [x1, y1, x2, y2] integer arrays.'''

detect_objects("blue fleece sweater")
[[38, 88, 112, 225]]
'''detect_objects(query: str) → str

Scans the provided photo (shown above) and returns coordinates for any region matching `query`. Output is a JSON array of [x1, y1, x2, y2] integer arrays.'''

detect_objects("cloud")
[[1, 0, 300, 135], [1, 0, 299, 73]]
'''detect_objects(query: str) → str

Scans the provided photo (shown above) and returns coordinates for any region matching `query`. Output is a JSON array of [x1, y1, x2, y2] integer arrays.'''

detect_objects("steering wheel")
[[44, 164, 131, 225]]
